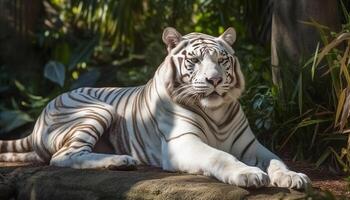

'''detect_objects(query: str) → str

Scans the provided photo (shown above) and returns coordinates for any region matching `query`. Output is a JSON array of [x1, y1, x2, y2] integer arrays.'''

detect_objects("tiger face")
[[162, 27, 245, 108]]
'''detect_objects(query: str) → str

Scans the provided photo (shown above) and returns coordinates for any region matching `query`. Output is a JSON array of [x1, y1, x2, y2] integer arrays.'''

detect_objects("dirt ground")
[[284, 160, 350, 198]]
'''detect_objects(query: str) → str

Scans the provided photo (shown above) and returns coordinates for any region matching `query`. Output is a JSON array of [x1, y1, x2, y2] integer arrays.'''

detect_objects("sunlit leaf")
[[339, 92, 350, 131], [335, 88, 346, 127], [280, 118, 331, 149], [298, 73, 303, 115], [316, 33, 350, 66], [339, 42, 350, 85], [14, 80, 26, 92], [311, 42, 320, 81], [0, 110, 33, 133], [44, 61, 66, 87]]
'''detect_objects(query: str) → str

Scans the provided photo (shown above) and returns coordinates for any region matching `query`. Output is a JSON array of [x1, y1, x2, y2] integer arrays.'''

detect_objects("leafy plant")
[[266, 2, 350, 171], [4, 0, 350, 176], [0, 0, 270, 138], [44, 61, 66, 87]]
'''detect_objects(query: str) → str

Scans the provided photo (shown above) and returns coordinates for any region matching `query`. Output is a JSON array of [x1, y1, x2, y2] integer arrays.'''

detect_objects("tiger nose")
[[206, 76, 222, 86]]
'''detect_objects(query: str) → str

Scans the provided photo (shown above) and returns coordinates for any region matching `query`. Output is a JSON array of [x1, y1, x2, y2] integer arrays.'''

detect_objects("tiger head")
[[161, 27, 245, 108]]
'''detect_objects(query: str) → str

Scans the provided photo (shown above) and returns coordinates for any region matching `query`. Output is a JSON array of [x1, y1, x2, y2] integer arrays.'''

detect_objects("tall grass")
[[272, 4, 350, 172]]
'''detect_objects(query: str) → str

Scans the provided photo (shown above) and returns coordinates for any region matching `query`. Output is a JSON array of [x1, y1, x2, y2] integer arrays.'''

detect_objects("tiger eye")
[[190, 58, 200, 63], [218, 58, 224, 63]]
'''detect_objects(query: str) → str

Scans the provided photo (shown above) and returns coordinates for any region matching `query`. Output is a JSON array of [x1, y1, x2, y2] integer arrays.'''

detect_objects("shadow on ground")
[[0, 162, 307, 200]]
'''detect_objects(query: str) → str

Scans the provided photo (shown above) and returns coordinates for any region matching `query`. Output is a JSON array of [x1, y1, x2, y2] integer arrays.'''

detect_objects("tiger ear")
[[162, 27, 182, 52], [219, 27, 236, 46]]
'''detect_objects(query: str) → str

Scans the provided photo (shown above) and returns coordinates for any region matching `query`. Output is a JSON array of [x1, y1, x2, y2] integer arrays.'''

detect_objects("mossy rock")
[[0, 163, 306, 200]]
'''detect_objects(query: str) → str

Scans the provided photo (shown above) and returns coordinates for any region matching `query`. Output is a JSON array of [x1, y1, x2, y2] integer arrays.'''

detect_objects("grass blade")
[[311, 42, 320, 81], [335, 88, 347, 127]]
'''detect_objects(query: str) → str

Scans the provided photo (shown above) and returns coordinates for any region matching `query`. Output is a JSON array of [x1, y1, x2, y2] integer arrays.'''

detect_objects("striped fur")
[[0, 27, 310, 189]]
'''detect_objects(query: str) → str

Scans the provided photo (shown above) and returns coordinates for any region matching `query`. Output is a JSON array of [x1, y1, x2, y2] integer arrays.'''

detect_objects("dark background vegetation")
[[1, 0, 350, 177]]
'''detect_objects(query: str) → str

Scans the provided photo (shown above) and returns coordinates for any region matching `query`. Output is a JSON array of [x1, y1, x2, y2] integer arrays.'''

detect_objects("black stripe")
[[172, 41, 188, 55], [131, 142, 145, 164], [166, 132, 202, 142], [163, 108, 209, 142], [229, 122, 248, 150], [12, 140, 17, 152], [121, 117, 132, 153], [103, 89, 115, 102], [68, 149, 91, 159], [43, 108, 49, 126], [239, 139, 256, 160], [26, 136, 31, 150], [177, 57, 183, 68], [80, 129, 99, 142], [192, 41, 218, 47], [87, 88, 92, 96], [68, 93, 95, 105], [68, 93, 114, 117], [131, 89, 146, 149], [170, 57, 177, 82], [0, 141, 6, 152], [97, 88, 107, 99], [143, 85, 166, 139], [94, 89, 98, 97], [89, 109, 113, 125], [189, 37, 216, 44], [108, 88, 129, 105], [20, 138, 25, 151]]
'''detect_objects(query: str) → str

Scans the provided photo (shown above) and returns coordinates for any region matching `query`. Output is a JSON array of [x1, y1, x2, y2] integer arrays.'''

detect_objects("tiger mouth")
[[206, 91, 222, 98], [209, 91, 220, 96]]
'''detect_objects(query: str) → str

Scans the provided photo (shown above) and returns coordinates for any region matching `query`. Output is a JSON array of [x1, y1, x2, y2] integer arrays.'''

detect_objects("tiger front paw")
[[106, 155, 138, 170], [226, 166, 270, 188], [269, 169, 311, 189]]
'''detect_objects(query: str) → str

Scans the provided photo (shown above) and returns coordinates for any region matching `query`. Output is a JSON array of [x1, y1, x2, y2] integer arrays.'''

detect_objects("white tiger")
[[0, 27, 310, 189]]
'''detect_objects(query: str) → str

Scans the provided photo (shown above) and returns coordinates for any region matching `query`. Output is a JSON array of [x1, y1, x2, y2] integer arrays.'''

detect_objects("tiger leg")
[[227, 124, 311, 189], [0, 152, 43, 163], [51, 149, 137, 170], [239, 141, 311, 189], [49, 130, 137, 170], [44, 93, 138, 169], [162, 134, 269, 188]]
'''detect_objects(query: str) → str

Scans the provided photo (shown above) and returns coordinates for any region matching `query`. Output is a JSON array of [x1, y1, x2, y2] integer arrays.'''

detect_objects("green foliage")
[[2, 0, 350, 179], [1, 0, 270, 137], [44, 61, 66, 87], [264, 2, 350, 172], [0, 110, 33, 133], [1, 2, 350, 198]]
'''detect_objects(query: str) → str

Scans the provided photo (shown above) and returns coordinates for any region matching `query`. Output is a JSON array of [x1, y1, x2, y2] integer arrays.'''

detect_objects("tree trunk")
[[271, 0, 341, 90]]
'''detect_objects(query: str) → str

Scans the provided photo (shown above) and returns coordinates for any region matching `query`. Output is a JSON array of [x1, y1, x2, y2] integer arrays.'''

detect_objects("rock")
[[0, 163, 306, 200]]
